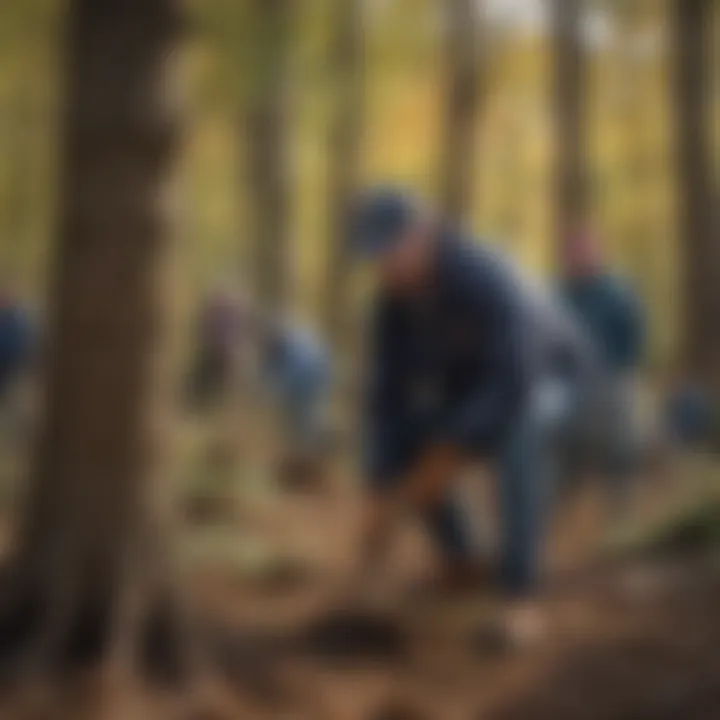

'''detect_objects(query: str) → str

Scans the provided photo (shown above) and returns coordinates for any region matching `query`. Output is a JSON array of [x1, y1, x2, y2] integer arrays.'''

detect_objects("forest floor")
[[1, 444, 719, 719], [180, 468, 720, 720]]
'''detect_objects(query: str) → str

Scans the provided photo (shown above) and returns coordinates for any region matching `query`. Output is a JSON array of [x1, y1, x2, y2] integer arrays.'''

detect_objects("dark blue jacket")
[[561, 272, 645, 374], [366, 233, 593, 482]]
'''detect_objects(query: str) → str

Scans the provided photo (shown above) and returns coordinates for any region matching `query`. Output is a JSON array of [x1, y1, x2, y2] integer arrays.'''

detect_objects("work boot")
[[472, 600, 547, 655]]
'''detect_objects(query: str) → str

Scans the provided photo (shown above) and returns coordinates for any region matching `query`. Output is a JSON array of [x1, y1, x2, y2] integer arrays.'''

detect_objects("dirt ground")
[[1, 468, 719, 720], [180, 471, 720, 720]]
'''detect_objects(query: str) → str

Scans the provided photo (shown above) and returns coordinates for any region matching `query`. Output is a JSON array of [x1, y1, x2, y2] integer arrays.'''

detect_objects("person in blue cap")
[[351, 188, 594, 644]]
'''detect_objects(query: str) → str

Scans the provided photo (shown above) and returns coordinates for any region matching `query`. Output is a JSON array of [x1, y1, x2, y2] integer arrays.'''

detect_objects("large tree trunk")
[[438, 0, 483, 222], [672, 0, 719, 388], [0, 0, 187, 677], [244, 0, 293, 315], [553, 0, 588, 250], [324, 0, 364, 347]]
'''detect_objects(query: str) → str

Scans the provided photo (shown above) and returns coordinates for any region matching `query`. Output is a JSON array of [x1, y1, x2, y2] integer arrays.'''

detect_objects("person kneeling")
[[351, 189, 593, 647]]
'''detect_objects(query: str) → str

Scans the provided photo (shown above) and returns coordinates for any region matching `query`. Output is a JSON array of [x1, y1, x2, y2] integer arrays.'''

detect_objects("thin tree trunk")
[[1, 0, 187, 677], [438, 0, 483, 222], [324, 0, 364, 347], [672, 0, 719, 387], [616, 7, 651, 296], [553, 0, 588, 251], [244, 0, 293, 315]]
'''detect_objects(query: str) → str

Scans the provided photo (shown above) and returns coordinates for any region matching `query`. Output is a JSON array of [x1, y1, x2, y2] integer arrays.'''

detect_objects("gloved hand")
[[401, 443, 462, 510]]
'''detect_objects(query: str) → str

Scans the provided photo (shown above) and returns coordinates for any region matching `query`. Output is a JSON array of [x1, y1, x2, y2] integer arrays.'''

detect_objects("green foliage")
[[613, 494, 720, 560]]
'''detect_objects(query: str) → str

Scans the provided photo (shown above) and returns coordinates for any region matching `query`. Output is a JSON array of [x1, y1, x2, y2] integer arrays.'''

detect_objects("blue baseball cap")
[[349, 187, 420, 257]]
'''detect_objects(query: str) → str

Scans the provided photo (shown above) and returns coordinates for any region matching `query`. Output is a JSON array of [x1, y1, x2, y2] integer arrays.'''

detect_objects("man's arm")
[[398, 443, 463, 508], [400, 253, 531, 513], [358, 442, 464, 585], [363, 299, 406, 484], [358, 300, 408, 566], [610, 280, 645, 371], [359, 298, 465, 570]]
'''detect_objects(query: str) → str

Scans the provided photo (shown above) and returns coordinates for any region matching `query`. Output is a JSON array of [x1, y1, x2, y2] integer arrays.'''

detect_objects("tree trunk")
[[553, 0, 588, 251], [244, 0, 293, 315], [0, 0, 187, 678], [672, 0, 719, 387], [324, 0, 364, 347], [438, 0, 483, 222]]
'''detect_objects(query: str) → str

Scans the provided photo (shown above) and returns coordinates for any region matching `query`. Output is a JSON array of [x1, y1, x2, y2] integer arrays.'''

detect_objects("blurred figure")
[[559, 226, 646, 520], [260, 317, 333, 491], [0, 288, 36, 440], [189, 284, 251, 412], [187, 284, 258, 477], [352, 188, 593, 646], [664, 376, 715, 450]]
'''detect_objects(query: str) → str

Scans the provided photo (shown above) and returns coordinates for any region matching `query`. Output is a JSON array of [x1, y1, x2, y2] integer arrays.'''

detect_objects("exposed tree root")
[[0, 586, 190, 691]]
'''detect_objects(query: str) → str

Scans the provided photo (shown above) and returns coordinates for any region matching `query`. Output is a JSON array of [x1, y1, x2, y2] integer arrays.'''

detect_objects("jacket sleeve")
[[363, 301, 408, 484], [610, 281, 645, 370], [442, 257, 531, 449]]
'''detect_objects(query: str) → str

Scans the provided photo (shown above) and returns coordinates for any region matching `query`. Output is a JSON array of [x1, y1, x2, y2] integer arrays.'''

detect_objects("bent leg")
[[498, 409, 554, 598]]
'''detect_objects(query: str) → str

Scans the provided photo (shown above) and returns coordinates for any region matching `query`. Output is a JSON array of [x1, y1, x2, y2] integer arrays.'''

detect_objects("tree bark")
[[244, 0, 293, 315], [1, 0, 187, 677], [324, 0, 364, 347], [438, 0, 484, 222], [672, 0, 719, 387], [553, 0, 588, 252]]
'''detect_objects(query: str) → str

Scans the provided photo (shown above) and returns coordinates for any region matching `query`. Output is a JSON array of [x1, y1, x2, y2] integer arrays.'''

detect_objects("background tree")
[[672, 0, 719, 392], [594, 0, 664, 312], [0, 0, 188, 676], [553, 0, 588, 250], [324, 0, 364, 346], [438, 0, 484, 221], [243, 0, 293, 314]]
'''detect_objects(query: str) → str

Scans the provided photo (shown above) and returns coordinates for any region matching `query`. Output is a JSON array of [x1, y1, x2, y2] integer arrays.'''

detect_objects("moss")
[[610, 495, 720, 560]]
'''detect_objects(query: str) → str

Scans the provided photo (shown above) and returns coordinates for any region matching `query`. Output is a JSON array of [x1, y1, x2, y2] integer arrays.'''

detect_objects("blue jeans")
[[370, 377, 570, 598], [496, 393, 561, 596]]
